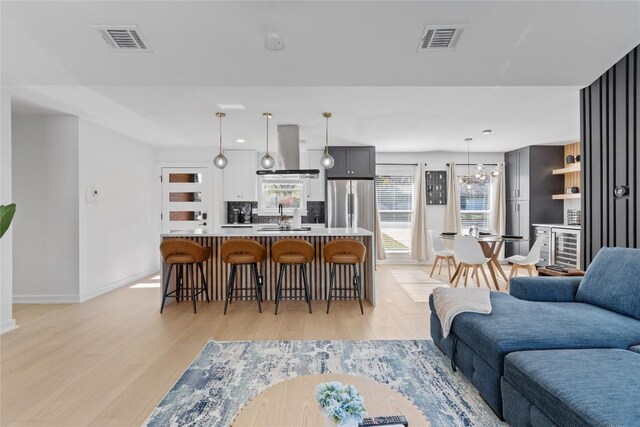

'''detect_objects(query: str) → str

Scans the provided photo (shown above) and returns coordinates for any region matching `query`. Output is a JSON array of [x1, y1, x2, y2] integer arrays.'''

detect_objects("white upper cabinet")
[[223, 150, 257, 201], [306, 149, 325, 201]]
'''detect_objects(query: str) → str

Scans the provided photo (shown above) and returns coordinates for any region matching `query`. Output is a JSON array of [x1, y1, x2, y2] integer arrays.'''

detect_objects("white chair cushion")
[[505, 255, 540, 265]]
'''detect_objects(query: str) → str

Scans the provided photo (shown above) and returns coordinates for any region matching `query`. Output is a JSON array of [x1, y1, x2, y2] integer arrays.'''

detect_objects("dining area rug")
[[144, 339, 503, 427], [391, 269, 450, 302]]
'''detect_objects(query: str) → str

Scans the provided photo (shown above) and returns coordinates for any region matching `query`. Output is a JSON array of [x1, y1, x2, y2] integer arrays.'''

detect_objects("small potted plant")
[[316, 381, 366, 427], [0, 203, 16, 239]]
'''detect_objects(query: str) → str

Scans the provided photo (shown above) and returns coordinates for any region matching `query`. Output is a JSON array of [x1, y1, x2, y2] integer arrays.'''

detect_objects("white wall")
[[78, 119, 159, 301], [12, 115, 80, 302], [376, 151, 505, 237], [11, 115, 158, 303], [0, 92, 17, 333]]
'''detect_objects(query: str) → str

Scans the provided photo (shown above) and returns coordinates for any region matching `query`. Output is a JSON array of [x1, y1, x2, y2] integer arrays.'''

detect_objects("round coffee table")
[[232, 373, 430, 426]]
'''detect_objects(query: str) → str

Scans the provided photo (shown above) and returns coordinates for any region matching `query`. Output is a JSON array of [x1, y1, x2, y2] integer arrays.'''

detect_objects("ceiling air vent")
[[94, 25, 152, 52], [417, 25, 466, 51]]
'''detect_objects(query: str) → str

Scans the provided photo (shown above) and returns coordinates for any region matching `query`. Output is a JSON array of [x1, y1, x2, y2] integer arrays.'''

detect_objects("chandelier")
[[458, 138, 500, 190]]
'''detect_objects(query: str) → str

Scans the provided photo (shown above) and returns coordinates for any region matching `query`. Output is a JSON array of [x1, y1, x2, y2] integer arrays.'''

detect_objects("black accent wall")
[[580, 45, 640, 267]]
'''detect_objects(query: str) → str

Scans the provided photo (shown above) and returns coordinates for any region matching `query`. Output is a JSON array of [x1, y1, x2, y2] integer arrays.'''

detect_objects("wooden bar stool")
[[323, 239, 366, 315], [222, 238, 265, 315], [271, 239, 314, 315], [160, 239, 211, 313]]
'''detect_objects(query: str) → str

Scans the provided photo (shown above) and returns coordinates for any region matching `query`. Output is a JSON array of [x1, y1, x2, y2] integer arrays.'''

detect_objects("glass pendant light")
[[213, 112, 228, 169], [260, 112, 275, 169], [320, 112, 335, 169]]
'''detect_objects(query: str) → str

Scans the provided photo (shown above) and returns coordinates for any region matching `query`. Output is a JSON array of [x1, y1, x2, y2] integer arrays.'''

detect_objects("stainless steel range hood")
[[256, 124, 320, 179]]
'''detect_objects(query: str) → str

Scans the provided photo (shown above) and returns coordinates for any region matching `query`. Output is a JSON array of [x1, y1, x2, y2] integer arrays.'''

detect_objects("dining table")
[[439, 234, 529, 290]]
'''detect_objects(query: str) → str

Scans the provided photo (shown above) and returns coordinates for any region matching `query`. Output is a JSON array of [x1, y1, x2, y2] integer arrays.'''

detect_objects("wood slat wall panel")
[[161, 235, 372, 302], [563, 142, 581, 190], [580, 44, 640, 267]]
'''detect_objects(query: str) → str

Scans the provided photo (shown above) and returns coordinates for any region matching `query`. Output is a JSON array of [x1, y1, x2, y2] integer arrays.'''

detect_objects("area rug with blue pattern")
[[145, 340, 503, 427]]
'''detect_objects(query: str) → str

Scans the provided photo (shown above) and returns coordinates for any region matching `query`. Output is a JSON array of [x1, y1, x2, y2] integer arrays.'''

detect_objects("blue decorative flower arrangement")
[[315, 381, 367, 424]]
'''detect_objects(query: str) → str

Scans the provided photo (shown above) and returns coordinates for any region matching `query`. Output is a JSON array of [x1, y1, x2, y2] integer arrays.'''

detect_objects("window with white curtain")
[[457, 173, 492, 232], [375, 166, 415, 253]]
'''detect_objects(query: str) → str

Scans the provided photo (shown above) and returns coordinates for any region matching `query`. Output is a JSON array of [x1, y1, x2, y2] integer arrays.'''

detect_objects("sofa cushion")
[[429, 292, 640, 373], [575, 247, 640, 320], [504, 349, 640, 427]]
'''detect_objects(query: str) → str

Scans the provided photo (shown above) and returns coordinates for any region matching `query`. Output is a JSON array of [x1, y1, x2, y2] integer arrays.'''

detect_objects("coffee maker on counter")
[[241, 204, 252, 224]]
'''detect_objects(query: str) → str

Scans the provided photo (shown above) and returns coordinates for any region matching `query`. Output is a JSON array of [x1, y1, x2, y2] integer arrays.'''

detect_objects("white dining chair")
[[428, 230, 457, 281], [453, 235, 493, 289], [506, 235, 547, 278]]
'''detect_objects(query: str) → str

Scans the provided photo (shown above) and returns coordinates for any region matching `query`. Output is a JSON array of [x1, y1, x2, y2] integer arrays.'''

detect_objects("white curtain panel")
[[490, 162, 506, 236], [374, 192, 387, 261], [490, 162, 506, 259], [444, 163, 461, 234], [411, 163, 429, 261]]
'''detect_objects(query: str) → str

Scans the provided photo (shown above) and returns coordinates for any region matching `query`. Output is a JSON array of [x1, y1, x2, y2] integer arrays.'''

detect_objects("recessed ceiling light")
[[217, 104, 245, 110], [482, 129, 492, 135], [236, 139, 246, 143]]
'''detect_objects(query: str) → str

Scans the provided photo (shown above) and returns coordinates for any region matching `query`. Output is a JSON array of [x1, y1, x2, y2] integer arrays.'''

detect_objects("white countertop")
[[162, 227, 373, 238], [532, 223, 581, 230]]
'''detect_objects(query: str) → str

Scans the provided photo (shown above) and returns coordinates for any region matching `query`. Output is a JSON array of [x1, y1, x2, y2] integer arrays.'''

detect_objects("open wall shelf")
[[552, 164, 581, 175], [552, 193, 581, 200]]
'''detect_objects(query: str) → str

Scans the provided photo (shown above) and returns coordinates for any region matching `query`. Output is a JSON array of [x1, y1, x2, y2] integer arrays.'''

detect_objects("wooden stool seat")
[[271, 239, 314, 315], [159, 239, 211, 314], [322, 239, 366, 315], [221, 239, 265, 314]]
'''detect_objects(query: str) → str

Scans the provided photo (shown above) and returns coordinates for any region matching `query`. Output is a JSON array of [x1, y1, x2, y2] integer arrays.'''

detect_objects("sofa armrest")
[[509, 276, 582, 302]]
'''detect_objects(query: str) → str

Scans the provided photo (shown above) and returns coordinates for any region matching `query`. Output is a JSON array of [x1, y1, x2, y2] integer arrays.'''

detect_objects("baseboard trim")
[[13, 268, 159, 304], [0, 319, 18, 334], [78, 268, 158, 303], [13, 294, 81, 304]]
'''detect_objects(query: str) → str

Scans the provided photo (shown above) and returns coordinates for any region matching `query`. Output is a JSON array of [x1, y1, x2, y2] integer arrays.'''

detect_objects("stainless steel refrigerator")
[[326, 180, 375, 231]]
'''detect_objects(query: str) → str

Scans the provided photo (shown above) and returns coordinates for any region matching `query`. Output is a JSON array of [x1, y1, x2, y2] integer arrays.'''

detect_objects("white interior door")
[[161, 167, 211, 233]]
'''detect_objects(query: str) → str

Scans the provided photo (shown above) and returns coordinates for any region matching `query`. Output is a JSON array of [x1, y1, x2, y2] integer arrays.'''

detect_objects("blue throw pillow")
[[576, 247, 640, 320]]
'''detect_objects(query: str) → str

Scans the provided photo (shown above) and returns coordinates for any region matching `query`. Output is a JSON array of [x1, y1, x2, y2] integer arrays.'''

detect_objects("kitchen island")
[[160, 227, 376, 307]]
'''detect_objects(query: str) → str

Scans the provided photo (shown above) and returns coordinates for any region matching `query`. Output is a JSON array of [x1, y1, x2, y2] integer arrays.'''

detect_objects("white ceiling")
[[3, 1, 640, 152]]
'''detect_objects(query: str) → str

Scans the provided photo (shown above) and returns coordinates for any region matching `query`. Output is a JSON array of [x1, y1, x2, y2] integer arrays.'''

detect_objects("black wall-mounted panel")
[[580, 45, 640, 267]]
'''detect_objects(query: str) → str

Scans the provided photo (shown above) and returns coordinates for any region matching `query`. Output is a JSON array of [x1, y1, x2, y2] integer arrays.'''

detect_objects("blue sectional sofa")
[[429, 247, 640, 425]]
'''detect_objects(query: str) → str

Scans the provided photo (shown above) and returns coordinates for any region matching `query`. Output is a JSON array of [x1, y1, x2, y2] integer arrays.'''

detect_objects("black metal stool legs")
[[224, 263, 262, 315], [160, 263, 173, 313], [198, 262, 210, 303], [275, 264, 313, 315], [353, 264, 364, 315], [326, 264, 336, 314], [250, 263, 262, 313], [274, 264, 285, 315], [326, 264, 364, 315], [301, 264, 312, 314], [223, 264, 237, 315]]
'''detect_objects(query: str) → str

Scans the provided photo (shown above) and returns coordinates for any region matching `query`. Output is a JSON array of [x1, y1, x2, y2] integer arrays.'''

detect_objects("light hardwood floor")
[[0, 264, 517, 426]]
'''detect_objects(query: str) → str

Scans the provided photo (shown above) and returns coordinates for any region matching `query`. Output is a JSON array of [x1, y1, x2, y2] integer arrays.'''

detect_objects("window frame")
[[375, 166, 416, 254], [457, 170, 493, 233], [257, 177, 308, 216]]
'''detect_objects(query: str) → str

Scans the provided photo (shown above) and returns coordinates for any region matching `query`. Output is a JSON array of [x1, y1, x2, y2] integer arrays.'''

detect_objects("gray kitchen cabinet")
[[505, 150, 518, 200], [505, 146, 564, 257], [326, 146, 375, 179]]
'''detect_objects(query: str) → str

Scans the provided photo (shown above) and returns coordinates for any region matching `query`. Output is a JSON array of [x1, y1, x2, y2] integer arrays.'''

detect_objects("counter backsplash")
[[226, 201, 325, 224]]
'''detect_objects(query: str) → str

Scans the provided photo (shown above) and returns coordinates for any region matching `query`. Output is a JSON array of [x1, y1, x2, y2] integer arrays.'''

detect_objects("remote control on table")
[[359, 415, 409, 426]]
